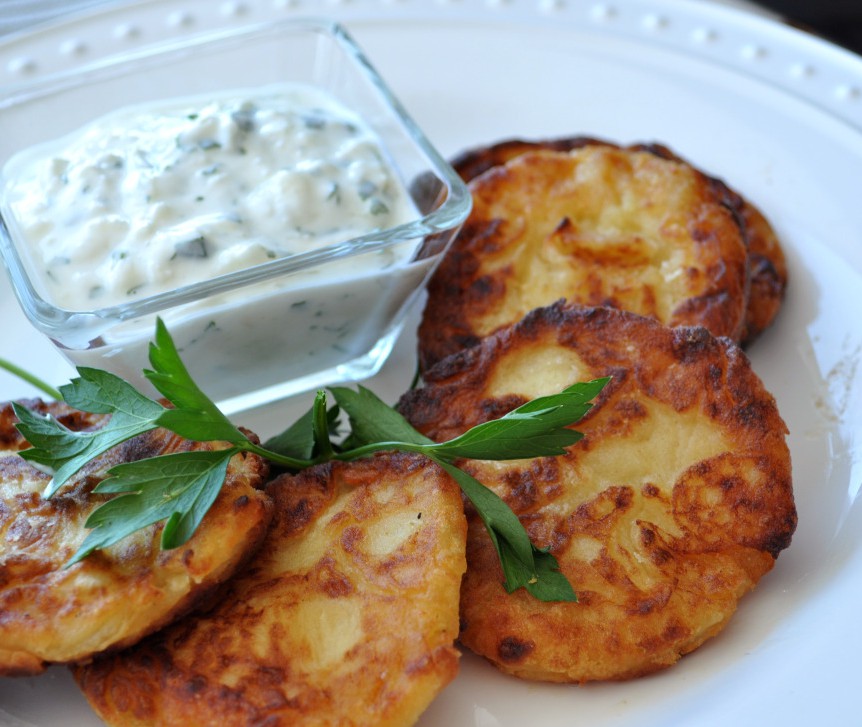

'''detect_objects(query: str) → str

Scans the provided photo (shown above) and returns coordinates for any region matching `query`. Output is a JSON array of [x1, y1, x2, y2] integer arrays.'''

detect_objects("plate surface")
[[1, 1, 861, 726]]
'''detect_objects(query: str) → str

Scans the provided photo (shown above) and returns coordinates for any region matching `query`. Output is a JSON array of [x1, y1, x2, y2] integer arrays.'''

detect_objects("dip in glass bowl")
[[0, 18, 471, 413]]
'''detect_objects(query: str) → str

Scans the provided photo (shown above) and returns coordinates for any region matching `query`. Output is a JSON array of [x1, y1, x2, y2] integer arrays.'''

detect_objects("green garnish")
[[5, 319, 607, 601], [172, 236, 209, 259], [0, 357, 62, 400]]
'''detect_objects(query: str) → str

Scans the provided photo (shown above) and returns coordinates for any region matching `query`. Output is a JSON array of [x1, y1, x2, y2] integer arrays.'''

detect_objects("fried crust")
[[448, 136, 787, 345], [626, 141, 787, 343], [734, 199, 788, 342], [401, 302, 796, 682], [418, 144, 750, 370], [75, 452, 467, 727], [0, 400, 272, 676]]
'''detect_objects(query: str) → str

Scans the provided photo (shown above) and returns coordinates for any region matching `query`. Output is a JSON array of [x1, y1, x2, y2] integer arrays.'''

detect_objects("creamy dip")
[[1, 84, 417, 310], [0, 84, 442, 408]]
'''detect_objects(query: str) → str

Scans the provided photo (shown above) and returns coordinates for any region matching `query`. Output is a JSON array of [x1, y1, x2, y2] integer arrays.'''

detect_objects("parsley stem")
[[334, 441, 429, 461], [312, 391, 335, 460], [0, 357, 62, 400], [242, 441, 313, 471]]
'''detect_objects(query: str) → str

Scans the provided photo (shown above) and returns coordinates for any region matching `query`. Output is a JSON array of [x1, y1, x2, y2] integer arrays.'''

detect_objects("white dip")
[[2, 84, 417, 309], [0, 85, 430, 408]]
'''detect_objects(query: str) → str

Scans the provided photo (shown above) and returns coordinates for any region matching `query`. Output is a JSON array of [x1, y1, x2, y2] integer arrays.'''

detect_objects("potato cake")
[[0, 400, 272, 676], [418, 143, 750, 370], [446, 136, 787, 345], [75, 452, 467, 726], [401, 302, 796, 682]]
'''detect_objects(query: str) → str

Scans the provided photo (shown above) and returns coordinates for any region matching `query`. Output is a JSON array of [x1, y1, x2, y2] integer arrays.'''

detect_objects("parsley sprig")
[[4, 319, 607, 601]]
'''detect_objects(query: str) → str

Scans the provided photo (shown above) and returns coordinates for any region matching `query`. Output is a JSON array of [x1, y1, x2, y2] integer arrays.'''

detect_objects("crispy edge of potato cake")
[[0, 400, 272, 677], [74, 452, 467, 727], [449, 136, 787, 345], [403, 302, 796, 683], [419, 144, 750, 370]]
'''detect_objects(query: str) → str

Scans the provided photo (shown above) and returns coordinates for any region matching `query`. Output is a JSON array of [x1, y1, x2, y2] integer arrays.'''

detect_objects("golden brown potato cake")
[[0, 400, 271, 677], [418, 144, 750, 370], [75, 452, 467, 727], [401, 302, 796, 683], [449, 136, 787, 346]]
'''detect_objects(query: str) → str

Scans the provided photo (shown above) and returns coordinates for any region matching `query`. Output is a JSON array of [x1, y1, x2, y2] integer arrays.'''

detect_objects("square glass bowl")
[[0, 18, 470, 413]]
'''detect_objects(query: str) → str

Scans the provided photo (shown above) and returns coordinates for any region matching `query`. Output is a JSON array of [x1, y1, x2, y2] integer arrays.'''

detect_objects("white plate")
[[1, 1, 861, 726]]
